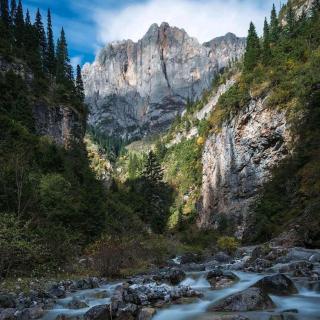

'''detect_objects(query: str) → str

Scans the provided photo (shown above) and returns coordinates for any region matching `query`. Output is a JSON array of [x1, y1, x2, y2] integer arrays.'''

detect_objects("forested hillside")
[[0, 0, 106, 277], [1, 0, 320, 280]]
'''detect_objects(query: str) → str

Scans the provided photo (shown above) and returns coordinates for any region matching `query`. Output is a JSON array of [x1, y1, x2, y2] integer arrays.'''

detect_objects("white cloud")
[[71, 56, 83, 69], [93, 0, 285, 45]]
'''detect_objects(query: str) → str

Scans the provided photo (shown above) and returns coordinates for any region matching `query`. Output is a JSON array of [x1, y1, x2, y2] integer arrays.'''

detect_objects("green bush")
[[217, 236, 239, 254]]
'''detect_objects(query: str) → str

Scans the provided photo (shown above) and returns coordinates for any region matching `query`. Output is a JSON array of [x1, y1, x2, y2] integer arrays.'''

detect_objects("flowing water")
[[44, 270, 320, 320]]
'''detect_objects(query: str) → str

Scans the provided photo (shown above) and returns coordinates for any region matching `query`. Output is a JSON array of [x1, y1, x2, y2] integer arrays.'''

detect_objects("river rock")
[[84, 304, 112, 320], [214, 252, 232, 263], [15, 306, 44, 320], [251, 274, 298, 296], [269, 261, 313, 275], [209, 287, 275, 312], [180, 253, 201, 264], [309, 253, 320, 263], [206, 270, 239, 289], [67, 298, 89, 309], [137, 307, 156, 320], [153, 269, 186, 285], [75, 278, 99, 290], [0, 308, 16, 320], [48, 285, 66, 299]]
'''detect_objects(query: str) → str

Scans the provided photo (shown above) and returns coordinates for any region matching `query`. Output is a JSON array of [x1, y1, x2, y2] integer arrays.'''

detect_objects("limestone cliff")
[[197, 96, 291, 238], [83, 23, 245, 139]]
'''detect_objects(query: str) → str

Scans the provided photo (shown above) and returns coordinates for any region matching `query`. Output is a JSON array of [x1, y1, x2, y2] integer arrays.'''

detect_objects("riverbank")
[[0, 245, 319, 320]]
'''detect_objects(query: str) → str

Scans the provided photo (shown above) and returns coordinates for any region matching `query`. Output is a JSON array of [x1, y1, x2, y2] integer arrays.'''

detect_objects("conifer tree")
[[46, 9, 55, 75], [1, 0, 11, 28], [285, 1, 295, 36], [25, 8, 30, 25], [35, 9, 47, 68], [263, 18, 272, 64], [142, 150, 163, 185], [10, 0, 16, 20], [76, 64, 85, 102], [244, 22, 261, 72], [14, 0, 24, 48], [56, 27, 72, 83], [312, 0, 320, 17], [270, 4, 280, 43]]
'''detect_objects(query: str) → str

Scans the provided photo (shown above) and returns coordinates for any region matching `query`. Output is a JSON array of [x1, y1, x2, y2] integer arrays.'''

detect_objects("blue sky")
[[23, 0, 285, 68]]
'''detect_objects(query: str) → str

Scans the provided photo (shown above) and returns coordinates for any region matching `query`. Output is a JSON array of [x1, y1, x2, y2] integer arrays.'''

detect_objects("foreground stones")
[[83, 280, 201, 320], [206, 269, 239, 289], [251, 274, 298, 296], [209, 287, 275, 312]]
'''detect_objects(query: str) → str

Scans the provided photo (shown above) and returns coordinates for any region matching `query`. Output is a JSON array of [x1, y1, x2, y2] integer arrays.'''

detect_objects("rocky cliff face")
[[83, 23, 245, 139], [33, 104, 85, 148], [0, 57, 85, 148], [198, 97, 291, 238]]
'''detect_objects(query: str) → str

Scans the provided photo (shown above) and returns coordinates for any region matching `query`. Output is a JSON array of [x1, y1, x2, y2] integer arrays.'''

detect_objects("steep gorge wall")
[[198, 97, 292, 238]]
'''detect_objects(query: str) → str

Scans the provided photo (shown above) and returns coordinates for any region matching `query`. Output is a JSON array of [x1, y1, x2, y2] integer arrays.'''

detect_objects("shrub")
[[217, 236, 239, 254]]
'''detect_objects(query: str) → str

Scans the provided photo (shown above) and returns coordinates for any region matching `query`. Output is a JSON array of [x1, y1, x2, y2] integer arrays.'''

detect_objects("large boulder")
[[67, 298, 89, 309], [84, 304, 111, 320], [209, 287, 275, 312], [206, 270, 239, 289], [153, 269, 186, 285], [251, 274, 298, 296]]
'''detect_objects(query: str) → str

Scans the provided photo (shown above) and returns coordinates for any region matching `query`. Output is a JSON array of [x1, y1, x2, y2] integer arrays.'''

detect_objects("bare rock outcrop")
[[83, 23, 245, 139]]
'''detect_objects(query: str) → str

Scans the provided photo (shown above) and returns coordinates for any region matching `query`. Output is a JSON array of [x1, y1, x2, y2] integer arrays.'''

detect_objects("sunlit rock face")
[[83, 23, 245, 139], [198, 97, 291, 238]]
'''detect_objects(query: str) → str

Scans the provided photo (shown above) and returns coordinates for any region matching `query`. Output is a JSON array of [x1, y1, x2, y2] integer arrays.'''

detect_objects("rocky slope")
[[0, 57, 85, 148], [82, 23, 245, 139], [197, 96, 292, 238], [33, 103, 85, 148]]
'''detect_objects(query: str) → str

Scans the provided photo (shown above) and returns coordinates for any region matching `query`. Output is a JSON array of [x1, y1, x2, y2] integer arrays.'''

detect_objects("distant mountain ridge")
[[83, 23, 246, 139]]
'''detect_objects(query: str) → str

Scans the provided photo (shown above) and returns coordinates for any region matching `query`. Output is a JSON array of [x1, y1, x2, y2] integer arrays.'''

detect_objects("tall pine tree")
[[14, 0, 24, 49], [10, 0, 16, 21], [142, 151, 163, 185], [35, 9, 47, 70], [263, 18, 272, 64], [270, 4, 280, 43], [76, 64, 85, 102], [244, 22, 261, 72], [46, 9, 55, 75], [285, 1, 295, 36], [0, 0, 11, 28], [55, 27, 72, 84]]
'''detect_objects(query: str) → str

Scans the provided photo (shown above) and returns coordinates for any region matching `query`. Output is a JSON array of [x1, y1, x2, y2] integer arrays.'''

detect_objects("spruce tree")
[[285, 1, 295, 36], [312, 0, 320, 17], [142, 150, 163, 185], [35, 9, 47, 69], [10, 0, 16, 20], [14, 0, 24, 48], [244, 22, 261, 72], [1, 0, 11, 27], [25, 8, 30, 25], [46, 9, 55, 75], [76, 64, 85, 102], [263, 18, 272, 64], [56, 27, 72, 83], [270, 4, 280, 43]]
